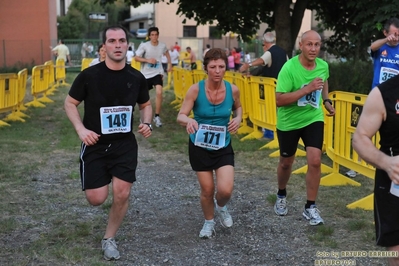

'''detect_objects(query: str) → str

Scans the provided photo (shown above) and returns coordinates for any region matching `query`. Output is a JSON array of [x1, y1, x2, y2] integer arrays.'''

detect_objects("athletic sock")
[[305, 200, 316, 209], [277, 188, 286, 198]]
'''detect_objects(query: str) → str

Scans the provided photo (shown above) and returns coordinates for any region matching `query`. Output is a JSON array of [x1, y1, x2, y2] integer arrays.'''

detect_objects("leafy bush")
[[328, 60, 373, 95]]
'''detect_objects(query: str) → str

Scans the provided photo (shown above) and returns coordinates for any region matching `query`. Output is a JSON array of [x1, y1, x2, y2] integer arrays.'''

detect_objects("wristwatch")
[[143, 123, 153, 131], [323, 99, 332, 105]]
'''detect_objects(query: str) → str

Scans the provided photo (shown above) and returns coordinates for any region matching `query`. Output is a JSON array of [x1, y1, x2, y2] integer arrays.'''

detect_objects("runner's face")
[[299, 32, 321, 62], [206, 59, 226, 82], [104, 29, 128, 62], [149, 31, 159, 43]]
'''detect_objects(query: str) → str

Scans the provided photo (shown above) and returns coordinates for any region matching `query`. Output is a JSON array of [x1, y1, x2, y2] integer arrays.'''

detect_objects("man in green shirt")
[[273, 30, 335, 226]]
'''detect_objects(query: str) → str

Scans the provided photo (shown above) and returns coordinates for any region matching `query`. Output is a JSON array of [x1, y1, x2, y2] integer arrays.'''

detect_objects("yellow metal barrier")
[[81, 58, 93, 71], [25, 65, 52, 108], [321, 91, 379, 210], [3, 69, 29, 122], [130, 58, 141, 71], [0, 73, 19, 126], [224, 71, 253, 135], [44, 60, 57, 95]]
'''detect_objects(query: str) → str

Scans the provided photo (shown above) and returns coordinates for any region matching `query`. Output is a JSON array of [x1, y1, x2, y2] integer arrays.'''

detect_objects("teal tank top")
[[189, 79, 234, 148]]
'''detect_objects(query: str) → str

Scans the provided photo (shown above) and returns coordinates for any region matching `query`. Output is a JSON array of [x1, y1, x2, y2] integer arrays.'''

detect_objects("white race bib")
[[100, 106, 132, 134], [379, 67, 399, 84], [297, 89, 322, 108], [194, 124, 226, 150], [146, 61, 161, 69]]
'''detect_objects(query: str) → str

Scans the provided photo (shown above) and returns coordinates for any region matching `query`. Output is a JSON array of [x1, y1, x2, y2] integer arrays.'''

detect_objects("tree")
[[58, 0, 129, 40], [101, 0, 313, 57], [100, 0, 399, 60], [314, 0, 399, 61]]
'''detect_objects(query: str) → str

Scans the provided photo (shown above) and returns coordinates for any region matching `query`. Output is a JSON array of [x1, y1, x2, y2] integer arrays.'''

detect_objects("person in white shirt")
[[134, 27, 171, 127], [126, 46, 134, 64]]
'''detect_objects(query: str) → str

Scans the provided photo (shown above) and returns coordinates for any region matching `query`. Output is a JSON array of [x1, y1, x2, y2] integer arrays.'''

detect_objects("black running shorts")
[[188, 140, 234, 171], [79, 134, 138, 190]]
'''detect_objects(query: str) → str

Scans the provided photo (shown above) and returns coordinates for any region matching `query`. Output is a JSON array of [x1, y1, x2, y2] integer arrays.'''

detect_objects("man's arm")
[[64, 95, 100, 145], [351, 88, 399, 185], [137, 100, 153, 138], [276, 77, 324, 107]]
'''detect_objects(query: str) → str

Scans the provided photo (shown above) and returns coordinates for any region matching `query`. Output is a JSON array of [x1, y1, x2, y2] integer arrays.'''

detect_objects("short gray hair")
[[263, 32, 275, 43]]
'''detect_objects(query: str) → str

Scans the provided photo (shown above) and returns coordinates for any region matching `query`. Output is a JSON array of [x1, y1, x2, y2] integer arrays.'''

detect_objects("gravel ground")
[[109, 137, 388, 266]]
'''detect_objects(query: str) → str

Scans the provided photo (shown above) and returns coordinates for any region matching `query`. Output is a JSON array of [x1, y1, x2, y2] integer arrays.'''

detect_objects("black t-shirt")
[[376, 74, 399, 155], [68, 62, 149, 143]]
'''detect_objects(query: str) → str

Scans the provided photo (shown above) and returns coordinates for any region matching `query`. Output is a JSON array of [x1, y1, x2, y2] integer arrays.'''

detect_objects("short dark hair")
[[102, 25, 129, 44], [148, 27, 159, 36], [203, 48, 228, 70], [384, 17, 399, 32]]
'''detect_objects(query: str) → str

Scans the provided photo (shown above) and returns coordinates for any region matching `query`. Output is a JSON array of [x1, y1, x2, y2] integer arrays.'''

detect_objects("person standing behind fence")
[[89, 44, 106, 67], [64, 25, 153, 261], [177, 48, 242, 239], [51, 39, 72, 66], [134, 27, 171, 128], [273, 30, 335, 226], [239, 32, 288, 78], [352, 75, 399, 266], [184, 47, 197, 70]]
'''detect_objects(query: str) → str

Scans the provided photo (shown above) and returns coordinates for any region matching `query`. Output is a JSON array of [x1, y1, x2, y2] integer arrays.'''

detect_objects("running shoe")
[[199, 220, 216, 238], [274, 196, 288, 216], [153, 116, 162, 127], [101, 237, 120, 260], [302, 205, 324, 225]]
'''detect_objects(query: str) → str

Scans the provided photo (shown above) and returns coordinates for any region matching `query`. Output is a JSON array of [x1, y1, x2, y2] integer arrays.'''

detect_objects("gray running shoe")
[[274, 196, 288, 216], [302, 205, 324, 225], [101, 237, 120, 260], [153, 116, 162, 127], [214, 199, 233, 228], [199, 220, 216, 238]]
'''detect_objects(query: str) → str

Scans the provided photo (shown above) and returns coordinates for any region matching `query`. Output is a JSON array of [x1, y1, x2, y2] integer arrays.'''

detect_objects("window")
[[183, 26, 197, 37], [209, 26, 222, 39]]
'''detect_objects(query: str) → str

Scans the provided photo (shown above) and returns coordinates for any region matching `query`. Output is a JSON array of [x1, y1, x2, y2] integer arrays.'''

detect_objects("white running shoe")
[[153, 116, 162, 127], [101, 237, 120, 260], [214, 199, 233, 228], [199, 220, 216, 238], [302, 205, 324, 226]]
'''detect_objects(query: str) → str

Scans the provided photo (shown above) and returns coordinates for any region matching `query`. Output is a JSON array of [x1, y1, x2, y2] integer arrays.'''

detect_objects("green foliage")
[[58, 0, 130, 40], [328, 60, 373, 94], [315, 0, 399, 60]]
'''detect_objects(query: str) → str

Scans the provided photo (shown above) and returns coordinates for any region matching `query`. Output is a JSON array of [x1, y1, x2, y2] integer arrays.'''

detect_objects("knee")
[[113, 188, 131, 203], [200, 188, 215, 200], [279, 160, 292, 170], [86, 193, 107, 206], [308, 157, 321, 169], [217, 189, 232, 200]]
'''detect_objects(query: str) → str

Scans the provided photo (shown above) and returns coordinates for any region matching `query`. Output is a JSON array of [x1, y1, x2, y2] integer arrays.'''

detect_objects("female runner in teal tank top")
[[177, 48, 242, 239]]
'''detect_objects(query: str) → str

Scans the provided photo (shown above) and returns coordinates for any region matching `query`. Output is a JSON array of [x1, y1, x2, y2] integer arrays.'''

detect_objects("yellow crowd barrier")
[[0, 73, 19, 126], [322, 91, 379, 210], [25, 64, 53, 108], [81, 58, 93, 71], [3, 68, 29, 123]]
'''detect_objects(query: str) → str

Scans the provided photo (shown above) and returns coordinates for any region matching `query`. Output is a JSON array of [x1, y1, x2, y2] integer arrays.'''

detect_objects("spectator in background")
[[184, 47, 197, 70], [239, 32, 288, 78], [232, 47, 241, 71], [226, 48, 235, 71], [89, 44, 106, 67], [81, 41, 88, 59], [169, 45, 180, 67], [126, 46, 134, 65], [244, 51, 251, 64], [51, 39, 72, 66], [346, 17, 399, 179], [203, 44, 211, 58], [87, 42, 94, 57], [174, 41, 181, 52]]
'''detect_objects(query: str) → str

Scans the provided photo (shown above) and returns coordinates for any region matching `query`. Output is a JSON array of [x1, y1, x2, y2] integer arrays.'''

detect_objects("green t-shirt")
[[276, 55, 329, 131]]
